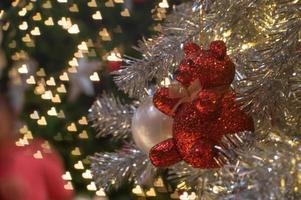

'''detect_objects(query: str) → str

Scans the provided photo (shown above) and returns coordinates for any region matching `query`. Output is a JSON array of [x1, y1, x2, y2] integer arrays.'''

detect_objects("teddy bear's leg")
[[153, 88, 181, 117], [149, 138, 182, 167], [185, 140, 219, 168]]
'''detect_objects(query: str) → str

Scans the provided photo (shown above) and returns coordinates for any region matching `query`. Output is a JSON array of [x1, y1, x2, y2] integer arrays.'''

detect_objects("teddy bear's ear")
[[183, 42, 201, 56], [209, 40, 227, 59]]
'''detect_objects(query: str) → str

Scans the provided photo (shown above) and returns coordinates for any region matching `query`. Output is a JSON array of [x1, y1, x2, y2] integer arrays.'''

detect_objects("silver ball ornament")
[[131, 97, 173, 154]]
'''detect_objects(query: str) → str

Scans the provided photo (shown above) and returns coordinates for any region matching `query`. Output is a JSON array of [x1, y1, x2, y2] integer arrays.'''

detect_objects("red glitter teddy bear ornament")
[[149, 41, 254, 168]]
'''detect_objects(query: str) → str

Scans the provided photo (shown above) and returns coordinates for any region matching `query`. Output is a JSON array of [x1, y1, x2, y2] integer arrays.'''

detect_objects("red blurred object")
[[297, 43, 301, 53], [107, 60, 122, 72], [150, 41, 254, 168], [0, 139, 73, 200]]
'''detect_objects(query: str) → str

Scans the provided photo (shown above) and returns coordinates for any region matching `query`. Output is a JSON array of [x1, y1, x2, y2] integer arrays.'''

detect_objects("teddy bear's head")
[[175, 41, 235, 89]]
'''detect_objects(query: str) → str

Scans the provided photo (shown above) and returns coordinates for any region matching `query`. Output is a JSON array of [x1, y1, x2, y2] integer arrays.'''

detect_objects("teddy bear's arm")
[[153, 88, 181, 117], [194, 90, 221, 119]]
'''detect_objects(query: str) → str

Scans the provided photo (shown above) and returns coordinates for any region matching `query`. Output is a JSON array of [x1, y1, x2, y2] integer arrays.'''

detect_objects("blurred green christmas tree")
[[0, 0, 183, 198]]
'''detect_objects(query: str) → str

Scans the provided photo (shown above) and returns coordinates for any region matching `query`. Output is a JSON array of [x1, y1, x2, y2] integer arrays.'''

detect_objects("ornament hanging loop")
[[193, 0, 211, 47], [199, 6, 206, 47]]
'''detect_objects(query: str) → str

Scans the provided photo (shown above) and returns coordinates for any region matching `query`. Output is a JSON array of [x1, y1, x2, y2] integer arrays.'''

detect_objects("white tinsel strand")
[[112, 2, 200, 98], [88, 93, 137, 140], [90, 145, 156, 190], [215, 137, 300, 200], [113, 0, 301, 134], [227, 0, 301, 132], [201, 0, 301, 132], [91, 0, 301, 198], [192, 0, 213, 13], [167, 132, 257, 198], [169, 132, 301, 200]]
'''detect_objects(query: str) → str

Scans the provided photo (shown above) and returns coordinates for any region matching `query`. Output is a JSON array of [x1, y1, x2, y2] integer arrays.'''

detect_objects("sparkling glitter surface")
[[153, 87, 181, 117], [150, 41, 254, 168], [149, 138, 182, 167]]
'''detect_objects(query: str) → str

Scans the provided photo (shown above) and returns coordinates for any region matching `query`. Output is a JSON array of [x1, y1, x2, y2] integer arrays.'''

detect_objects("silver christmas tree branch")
[[113, 0, 301, 134], [231, 0, 301, 129], [90, 145, 156, 190], [199, 0, 301, 131], [90, 0, 301, 198], [88, 93, 137, 140], [193, 0, 213, 13], [215, 137, 301, 200], [112, 2, 200, 98], [168, 132, 301, 199], [167, 132, 257, 198], [214, 131, 258, 165]]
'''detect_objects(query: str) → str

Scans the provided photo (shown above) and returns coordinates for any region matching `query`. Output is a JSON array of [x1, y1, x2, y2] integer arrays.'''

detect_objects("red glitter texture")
[[150, 41, 254, 168]]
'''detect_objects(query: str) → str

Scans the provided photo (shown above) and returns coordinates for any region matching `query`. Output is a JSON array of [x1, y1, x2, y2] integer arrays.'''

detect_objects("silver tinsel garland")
[[169, 132, 301, 199], [89, 93, 137, 140], [90, 144, 155, 190], [112, 2, 201, 98], [90, 0, 301, 199], [114, 0, 301, 129]]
